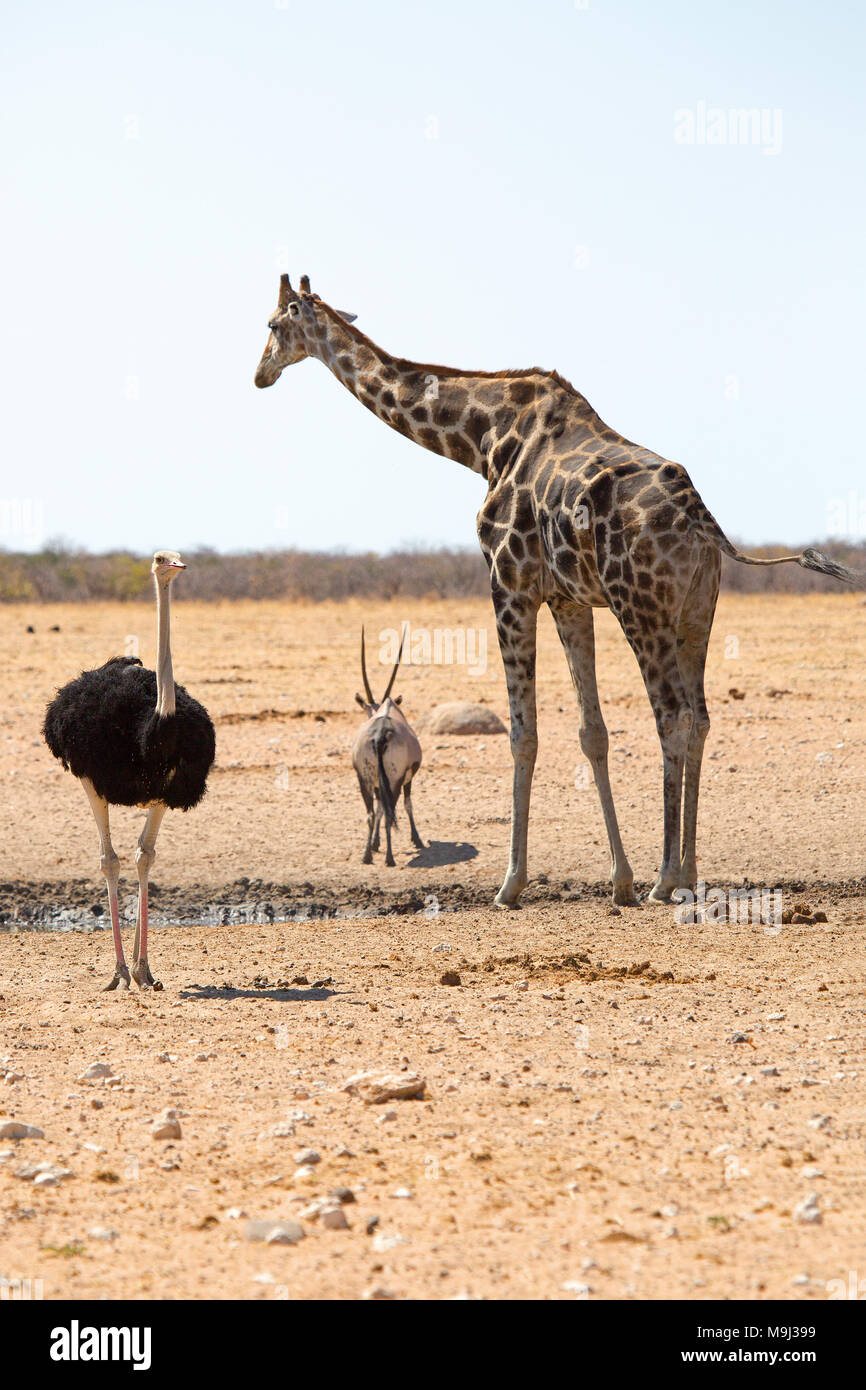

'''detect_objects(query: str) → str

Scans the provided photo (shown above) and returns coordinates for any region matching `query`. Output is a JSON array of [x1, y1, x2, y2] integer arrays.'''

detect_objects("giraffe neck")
[[306, 304, 540, 479]]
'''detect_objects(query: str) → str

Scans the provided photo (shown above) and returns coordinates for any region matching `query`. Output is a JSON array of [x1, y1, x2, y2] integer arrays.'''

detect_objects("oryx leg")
[[403, 770, 424, 849], [358, 775, 376, 864]]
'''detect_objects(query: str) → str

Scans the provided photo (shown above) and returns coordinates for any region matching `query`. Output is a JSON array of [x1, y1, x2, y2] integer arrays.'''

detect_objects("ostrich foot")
[[132, 957, 162, 991], [104, 964, 131, 991]]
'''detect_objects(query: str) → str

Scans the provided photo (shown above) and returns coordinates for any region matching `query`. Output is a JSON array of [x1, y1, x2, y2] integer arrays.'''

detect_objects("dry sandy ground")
[[0, 594, 864, 1300]]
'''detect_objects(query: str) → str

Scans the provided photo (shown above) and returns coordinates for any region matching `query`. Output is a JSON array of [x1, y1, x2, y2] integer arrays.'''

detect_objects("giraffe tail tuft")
[[796, 547, 858, 584]]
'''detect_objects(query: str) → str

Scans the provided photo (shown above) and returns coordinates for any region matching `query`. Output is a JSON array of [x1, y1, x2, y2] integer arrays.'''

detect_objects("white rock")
[[78, 1062, 114, 1083], [151, 1109, 182, 1141], [293, 1149, 320, 1166], [562, 1281, 592, 1297], [371, 1231, 408, 1253], [245, 1218, 304, 1245], [425, 702, 507, 736], [343, 1070, 426, 1104], [363, 1286, 397, 1300], [0, 1122, 44, 1140], [88, 1226, 119, 1241], [794, 1193, 822, 1225], [15, 1161, 72, 1183]]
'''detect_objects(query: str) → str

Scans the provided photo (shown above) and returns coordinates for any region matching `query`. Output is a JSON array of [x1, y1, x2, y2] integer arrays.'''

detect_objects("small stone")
[[0, 1122, 44, 1140], [760, 1066, 779, 1076], [343, 1070, 426, 1105], [440, 972, 461, 987], [88, 1226, 119, 1241], [562, 1281, 592, 1297], [78, 1062, 114, 1083], [320, 1204, 349, 1230], [329, 1186, 356, 1205], [245, 1218, 303, 1245], [794, 1193, 822, 1225], [392, 1187, 414, 1199], [151, 1109, 182, 1141], [293, 1149, 320, 1166], [513, 979, 529, 992], [363, 1286, 397, 1300], [371, 1231, 408, 1252]]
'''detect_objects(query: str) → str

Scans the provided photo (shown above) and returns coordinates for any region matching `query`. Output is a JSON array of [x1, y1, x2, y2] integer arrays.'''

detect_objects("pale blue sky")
[[2, 0, 864, 554]]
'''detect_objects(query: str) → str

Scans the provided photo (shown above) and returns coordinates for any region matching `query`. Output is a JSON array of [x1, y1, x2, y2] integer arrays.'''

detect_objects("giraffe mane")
[[315, 300, 580, 396]]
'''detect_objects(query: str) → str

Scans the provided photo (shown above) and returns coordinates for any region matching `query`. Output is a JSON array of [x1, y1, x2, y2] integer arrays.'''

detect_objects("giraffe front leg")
[[492, 592, 539, 909], [648, 700, 693, 904], [132, 804, 166, 990]]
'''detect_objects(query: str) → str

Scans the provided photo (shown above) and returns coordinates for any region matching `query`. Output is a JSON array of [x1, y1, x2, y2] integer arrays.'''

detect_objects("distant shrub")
[[0, 542, 861, 603]]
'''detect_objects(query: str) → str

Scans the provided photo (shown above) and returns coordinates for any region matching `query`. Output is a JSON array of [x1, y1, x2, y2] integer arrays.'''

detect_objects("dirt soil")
[[0, 594, 864, 1300]]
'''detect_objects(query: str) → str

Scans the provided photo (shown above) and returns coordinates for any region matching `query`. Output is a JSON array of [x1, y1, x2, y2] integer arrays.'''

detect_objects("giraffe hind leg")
[[548, 598, 635, 905], [676, 550, 720, 891], [613, 606, 693, 903]]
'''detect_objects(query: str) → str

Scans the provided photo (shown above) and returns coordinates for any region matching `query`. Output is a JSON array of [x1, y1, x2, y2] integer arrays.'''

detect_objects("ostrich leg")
[[131, 803, 167, 990], [81, 778, 128, 991]]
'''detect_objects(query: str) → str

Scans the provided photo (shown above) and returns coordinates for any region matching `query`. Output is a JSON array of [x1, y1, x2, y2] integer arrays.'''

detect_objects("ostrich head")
[[255, 273, 357, 388], [151, 550, 186, 586]]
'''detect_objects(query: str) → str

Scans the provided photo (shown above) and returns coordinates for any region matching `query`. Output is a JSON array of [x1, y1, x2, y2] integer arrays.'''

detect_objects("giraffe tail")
[[689, 504, 860, 585]]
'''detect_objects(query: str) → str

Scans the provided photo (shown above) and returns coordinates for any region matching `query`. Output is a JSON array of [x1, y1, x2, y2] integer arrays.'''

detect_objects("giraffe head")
[[254, 274, 356, 388]]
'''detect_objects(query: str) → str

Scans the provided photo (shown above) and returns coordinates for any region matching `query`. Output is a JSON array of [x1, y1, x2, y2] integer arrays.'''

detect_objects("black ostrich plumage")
[[43, 656, 215, 810]]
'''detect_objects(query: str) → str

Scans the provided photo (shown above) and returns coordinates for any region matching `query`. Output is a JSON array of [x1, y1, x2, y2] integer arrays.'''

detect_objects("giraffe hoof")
[[612, 885, 638, 907], [646, 886, 675, 905]]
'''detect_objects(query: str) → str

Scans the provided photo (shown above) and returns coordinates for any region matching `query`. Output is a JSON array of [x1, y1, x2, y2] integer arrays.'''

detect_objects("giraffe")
[[255, 274, 856, 907]]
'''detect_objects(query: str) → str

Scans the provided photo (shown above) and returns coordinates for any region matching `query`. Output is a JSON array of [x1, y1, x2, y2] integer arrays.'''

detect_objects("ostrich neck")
[[155, 581, 175, 717]]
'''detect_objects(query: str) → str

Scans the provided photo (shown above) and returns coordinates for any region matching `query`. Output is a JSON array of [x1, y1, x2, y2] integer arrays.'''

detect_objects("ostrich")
[[352, 628, 424, 866], [43, 551, 215, 991]]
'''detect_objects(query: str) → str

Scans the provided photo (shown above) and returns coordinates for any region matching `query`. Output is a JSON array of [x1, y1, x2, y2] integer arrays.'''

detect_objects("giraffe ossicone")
[[255, 275, 857, 906]]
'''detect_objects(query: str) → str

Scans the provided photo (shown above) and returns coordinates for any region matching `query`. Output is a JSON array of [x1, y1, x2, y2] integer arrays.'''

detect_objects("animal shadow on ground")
[[180, 983, 338, 1003], [407, 840, 478, 868]]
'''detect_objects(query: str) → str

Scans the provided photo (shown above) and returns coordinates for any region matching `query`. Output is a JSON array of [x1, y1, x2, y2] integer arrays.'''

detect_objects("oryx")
[[352, 628, 424, 866]]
